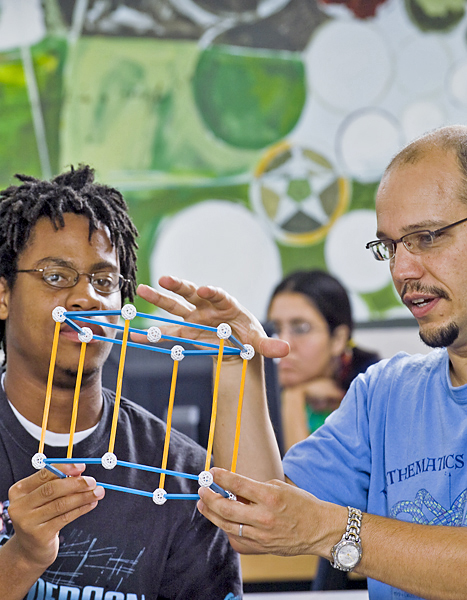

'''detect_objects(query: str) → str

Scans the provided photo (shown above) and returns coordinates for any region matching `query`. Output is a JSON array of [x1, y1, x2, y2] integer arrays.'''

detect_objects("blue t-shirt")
[[283, 349, 467, 600]]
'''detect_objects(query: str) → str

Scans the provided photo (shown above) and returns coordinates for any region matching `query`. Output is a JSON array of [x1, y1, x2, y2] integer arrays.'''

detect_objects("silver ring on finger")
[[238, 523, 244, 537]]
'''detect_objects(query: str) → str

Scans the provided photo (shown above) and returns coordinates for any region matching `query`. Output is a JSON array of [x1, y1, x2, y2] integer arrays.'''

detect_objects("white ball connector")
[[101, 452, 117, 470], [52, 306, 66, 323], [198, 470, 214, 487], [217, 323, 232, 340], [31, 453, 46, 470], [147, 326, 162, 343], [153, 488, 167, 505], [171, 345, 185, 361], [240, 344, 255, 360], [78, 327, 93, 343], [121, 304, 137, 320]]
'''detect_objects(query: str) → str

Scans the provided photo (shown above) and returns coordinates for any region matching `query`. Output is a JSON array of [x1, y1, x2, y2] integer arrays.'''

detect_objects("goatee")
[[419, 321, 459, 348]]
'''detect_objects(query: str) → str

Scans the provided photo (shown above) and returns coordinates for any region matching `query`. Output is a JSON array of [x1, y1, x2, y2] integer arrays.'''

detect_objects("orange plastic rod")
[[205, 338, 224, 472], [108, 318, 130, 454], [159, 359, 179, 490], [67, 341, 87, 458], [39, 321, 61, 455], [230, 358, 248, 473]]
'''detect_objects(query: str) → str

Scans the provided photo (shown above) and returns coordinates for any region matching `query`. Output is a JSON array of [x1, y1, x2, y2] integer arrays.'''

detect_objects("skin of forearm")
[[281, 388, 309, 451], [0, 535, 46, 599], [213, 355, 283, 482], [354, 513, 467, 600], [278, 483, 467, 599]]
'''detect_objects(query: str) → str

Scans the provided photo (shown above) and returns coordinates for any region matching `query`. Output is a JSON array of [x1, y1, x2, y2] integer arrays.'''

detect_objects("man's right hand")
[[6, 463, 104, 571]]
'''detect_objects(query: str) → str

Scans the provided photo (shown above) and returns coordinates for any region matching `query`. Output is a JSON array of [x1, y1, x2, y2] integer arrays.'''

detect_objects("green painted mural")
[[1, 0, 466, 321]]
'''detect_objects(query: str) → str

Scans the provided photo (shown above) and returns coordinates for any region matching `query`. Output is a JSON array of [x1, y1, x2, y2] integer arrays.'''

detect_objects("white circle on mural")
[[305, 20, 392, 112], [0, 0, 45, 50], [447, 59, 467, 108], [150, 201, 282, 321], [325, 209, 392, 294], [396, 36, 450, 97], [337, 109, 403, 182], [401, 101, 445, 142]]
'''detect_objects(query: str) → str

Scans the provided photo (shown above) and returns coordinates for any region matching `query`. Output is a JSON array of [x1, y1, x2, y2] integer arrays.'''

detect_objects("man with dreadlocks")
[[0, 165, 241, 600]]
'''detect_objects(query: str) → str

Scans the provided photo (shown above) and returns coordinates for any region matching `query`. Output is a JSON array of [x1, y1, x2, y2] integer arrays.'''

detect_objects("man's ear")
[[0, 277, 10, 320]]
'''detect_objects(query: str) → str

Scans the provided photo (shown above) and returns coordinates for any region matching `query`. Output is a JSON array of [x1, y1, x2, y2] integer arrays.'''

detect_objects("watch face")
[[337, 541, 360, 568]]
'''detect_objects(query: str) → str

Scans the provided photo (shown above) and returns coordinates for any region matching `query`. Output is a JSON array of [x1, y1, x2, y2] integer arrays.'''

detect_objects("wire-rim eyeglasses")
[[365, 216, 467, 261]]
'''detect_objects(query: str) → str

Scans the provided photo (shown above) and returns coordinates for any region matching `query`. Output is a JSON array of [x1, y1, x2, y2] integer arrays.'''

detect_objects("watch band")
[[330, 506, 363, 571], [345, 506, 362, 542]]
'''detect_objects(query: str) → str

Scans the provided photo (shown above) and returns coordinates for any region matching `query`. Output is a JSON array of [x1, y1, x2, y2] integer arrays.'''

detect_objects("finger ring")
[[238, 523, 244, 537]]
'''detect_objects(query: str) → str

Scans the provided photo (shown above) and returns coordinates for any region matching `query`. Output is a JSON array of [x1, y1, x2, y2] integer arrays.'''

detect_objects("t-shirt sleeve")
[[282, 370, 373, 512], [157, 505, 242, 599]]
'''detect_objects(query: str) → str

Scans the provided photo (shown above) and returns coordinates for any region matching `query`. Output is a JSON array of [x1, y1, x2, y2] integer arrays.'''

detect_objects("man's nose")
[[390, 243, 424, 284], [64, 275, 101, 310]]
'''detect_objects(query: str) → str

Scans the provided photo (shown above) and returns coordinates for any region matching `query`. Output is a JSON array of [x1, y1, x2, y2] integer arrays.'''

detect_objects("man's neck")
[[447, 347, 467, 387], [3, 363, 104, 433]]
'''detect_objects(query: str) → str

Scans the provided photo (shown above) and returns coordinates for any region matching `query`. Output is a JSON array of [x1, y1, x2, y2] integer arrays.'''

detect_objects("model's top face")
[[268, 291, 345, 388], [376, 149, 467, 351], [3, 213, 122, 388]]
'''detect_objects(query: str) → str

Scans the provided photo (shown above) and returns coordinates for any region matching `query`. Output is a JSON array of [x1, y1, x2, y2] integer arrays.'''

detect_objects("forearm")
[[313, 503, 467, 599], [353, 513, 467, 600], [279, 500, 467, 599], [281, 388, 309, 451], [0, 535, 45, 599], [213, 355, 283, 482], [200, 467, 467, 600]]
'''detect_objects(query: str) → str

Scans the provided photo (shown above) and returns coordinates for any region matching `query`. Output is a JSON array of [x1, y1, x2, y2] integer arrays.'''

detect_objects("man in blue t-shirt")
[[154, 125, 467, 600]]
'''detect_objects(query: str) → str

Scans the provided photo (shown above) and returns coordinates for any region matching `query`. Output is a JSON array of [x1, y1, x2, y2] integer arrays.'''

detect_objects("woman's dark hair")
[[268, 270, 353, 337], [0, 164, 138, 359]]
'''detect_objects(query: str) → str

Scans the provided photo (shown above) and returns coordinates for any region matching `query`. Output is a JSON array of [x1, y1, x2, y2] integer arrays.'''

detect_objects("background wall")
[[1, 0, 466, 356]]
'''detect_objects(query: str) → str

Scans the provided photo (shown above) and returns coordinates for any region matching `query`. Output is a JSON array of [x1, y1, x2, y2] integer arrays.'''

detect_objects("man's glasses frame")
[[16, 265, 129, 294], [365, 216, 467, 261]]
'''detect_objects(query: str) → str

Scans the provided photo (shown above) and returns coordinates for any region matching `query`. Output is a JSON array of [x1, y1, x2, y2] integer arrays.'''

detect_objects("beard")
[[419, 321, 459, 348], [401, 282, 457, 348]]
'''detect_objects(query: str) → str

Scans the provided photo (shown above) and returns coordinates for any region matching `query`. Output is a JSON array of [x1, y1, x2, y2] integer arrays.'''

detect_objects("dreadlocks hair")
[[0, 164, 139, 360]]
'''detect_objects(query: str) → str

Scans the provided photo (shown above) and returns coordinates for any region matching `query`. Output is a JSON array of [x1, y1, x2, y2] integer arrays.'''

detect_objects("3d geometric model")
[[32, 305, 254, 505]]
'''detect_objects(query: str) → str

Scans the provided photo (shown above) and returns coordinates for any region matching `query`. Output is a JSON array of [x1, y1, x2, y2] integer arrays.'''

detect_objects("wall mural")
[[1, 0, 466, 322]]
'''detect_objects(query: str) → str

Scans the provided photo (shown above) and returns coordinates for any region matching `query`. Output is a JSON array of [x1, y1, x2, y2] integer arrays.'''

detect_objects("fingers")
[[204, 468, 271, 504], [139, 277, 290, 358], [7, 469, 106, 569], [197, 487, 261, 549], [256, 335, 289, 360], [9, 463, 86, 499], [197, 469, 280, 535], [159, 276, 211, 309], [137, 282, 195, 316], [197, 469, 324, 557], [9, 468, 105, 530]]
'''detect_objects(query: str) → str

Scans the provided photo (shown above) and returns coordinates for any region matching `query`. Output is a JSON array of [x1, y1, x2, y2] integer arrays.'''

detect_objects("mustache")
[[401, 281, 450, 302]]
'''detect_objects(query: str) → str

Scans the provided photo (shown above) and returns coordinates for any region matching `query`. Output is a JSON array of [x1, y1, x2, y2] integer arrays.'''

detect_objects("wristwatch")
[[330, 506, 363, 572]]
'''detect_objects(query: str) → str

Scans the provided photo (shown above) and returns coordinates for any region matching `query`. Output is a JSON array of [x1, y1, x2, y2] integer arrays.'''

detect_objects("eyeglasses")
[[269, 320, 323, 337], [16, 265, 128, 294], [365, 216, 467, 261]]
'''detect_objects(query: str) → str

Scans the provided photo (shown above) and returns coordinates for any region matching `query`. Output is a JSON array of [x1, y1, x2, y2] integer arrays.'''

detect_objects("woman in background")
[[268, 269, 379, 451], [267, 270, 379, 590]]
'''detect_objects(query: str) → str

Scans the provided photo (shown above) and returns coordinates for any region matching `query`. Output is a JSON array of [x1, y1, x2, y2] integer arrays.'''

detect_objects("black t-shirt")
[[0, 385, 241, 599]]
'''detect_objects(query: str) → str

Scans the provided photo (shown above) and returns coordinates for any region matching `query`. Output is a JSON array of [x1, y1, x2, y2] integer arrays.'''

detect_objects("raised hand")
[[136, 276, 289, 360]]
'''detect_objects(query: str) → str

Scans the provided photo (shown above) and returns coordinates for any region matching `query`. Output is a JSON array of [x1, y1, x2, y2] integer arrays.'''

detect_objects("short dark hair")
[[0, 164, 138, 358], [268, 269, 353, 337]]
